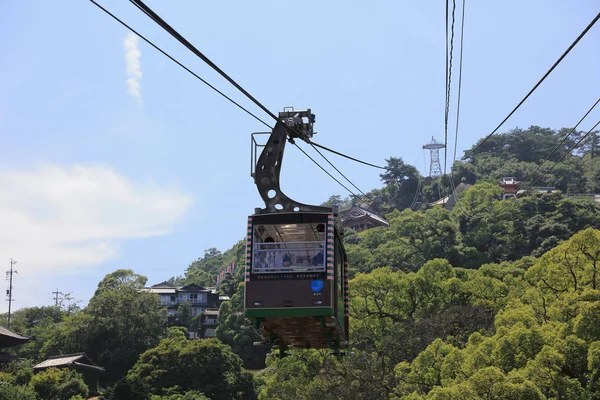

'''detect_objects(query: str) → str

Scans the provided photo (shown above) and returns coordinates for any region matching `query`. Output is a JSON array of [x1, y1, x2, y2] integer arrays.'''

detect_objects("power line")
[[516, 96, 600, 192], [465, 11, 600, 158], [518, 120, 600, 195], [452, 0, 466, 163]]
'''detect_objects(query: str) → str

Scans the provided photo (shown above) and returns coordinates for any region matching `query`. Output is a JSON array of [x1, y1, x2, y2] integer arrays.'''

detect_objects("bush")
[[5, 361, 34, 385], [58, 370, 89, 399], [151, 391, 211, 400], [0, 381, 37, 400], [29, 367, 88, 400]]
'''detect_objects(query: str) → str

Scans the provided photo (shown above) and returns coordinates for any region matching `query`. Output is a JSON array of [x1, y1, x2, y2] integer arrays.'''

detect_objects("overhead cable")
[[465, 11, 600, 158], [452, 0, 466, 162], [90, 0, 369, 199], [517, 96, 600, 192], [444, 0, 457, 175], [518, 120, 600, 195], [291, 143, 360, 198], [88, 0, 272, 130], [309, 143, 382, 211], [129, 0, 281, 124], [308, 141, 387, 170]]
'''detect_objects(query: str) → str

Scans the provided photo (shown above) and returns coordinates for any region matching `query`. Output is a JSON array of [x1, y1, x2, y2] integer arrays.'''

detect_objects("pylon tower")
[[422, 136, 446, 177]]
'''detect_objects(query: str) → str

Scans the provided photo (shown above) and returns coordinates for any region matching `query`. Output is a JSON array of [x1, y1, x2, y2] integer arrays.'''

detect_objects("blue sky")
[[0, 0, 599, 312]]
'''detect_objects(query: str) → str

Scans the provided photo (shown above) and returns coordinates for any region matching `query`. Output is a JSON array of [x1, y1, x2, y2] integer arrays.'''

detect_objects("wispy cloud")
[[0, 164, 192, 273], [123, 32, 142, 104]]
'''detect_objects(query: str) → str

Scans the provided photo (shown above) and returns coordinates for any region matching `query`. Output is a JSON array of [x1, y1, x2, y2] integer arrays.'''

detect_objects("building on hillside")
[[0, 325, 30, 365], [143, 283, 228, 339], [199, 309, 220, 338], [340, 203, 389, 232], [499, 177, 520, 199], [33, 353, 104, 394], [431, 177, 473, 209]]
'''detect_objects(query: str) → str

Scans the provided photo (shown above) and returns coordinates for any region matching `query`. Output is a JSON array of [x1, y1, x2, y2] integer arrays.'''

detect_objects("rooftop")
[[0, 325, 30, 348], [33, 353, 105, 372], [340, 204, 389, 227], [143, 283, 219, 294]]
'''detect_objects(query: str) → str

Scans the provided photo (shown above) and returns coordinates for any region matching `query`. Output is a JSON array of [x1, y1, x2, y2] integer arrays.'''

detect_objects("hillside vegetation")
[[1, 125, 599, 399]]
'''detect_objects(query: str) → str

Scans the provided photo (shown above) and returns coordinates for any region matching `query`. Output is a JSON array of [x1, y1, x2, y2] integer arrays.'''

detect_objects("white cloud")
[[0, 164, 192, 273], [123, 32, 142, 104]]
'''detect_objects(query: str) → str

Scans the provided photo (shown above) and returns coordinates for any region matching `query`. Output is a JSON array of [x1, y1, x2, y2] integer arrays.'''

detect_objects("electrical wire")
[[516, 96, 600, 192], [465, 11, 600, 158], [518, 120, 600, 195]]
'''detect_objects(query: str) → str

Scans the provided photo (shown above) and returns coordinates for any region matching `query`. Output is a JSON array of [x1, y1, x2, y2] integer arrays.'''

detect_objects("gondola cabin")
[[244, 210, 349, 351]]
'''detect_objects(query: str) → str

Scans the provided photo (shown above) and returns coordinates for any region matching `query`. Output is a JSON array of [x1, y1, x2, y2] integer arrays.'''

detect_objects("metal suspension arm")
[[253, 109, 330, 214]]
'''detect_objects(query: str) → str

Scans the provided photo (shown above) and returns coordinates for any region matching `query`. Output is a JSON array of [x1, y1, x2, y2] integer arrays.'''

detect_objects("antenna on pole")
[[6, 259, 17, 329], [422, 137, 446, 177]]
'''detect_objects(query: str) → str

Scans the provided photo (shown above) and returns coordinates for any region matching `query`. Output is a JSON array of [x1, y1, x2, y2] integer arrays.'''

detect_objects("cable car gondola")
[[244, 108, 349, 354]]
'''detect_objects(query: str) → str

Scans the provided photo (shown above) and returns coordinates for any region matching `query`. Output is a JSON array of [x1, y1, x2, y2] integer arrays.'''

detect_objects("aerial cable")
[[128, 0, 400, 177], [308, 141, 388, 170], [465, 11, 600, 158], [102, 0, 405, 177], [292, 143, 360, 198], [308, 143, 382, 211], [129, 0, 281, 125], [444, 0, 457, 175], [516, 96, 600, 193], [518, 119, 600, 196], [90, 0, 369, 199], [88, 0, 272, 130], [128, 0, 381, 201], [452, 0, 466, 163]]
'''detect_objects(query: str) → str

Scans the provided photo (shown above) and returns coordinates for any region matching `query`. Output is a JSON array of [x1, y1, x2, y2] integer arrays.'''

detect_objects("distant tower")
[[422, 137, 446, 177]]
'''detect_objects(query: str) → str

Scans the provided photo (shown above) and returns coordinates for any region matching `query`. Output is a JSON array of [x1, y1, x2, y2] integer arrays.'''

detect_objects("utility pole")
[[6, 258, 16, 329], [52, 288, 63, 307]]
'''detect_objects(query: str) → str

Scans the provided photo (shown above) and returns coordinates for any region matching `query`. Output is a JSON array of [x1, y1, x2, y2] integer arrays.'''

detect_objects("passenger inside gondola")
[[253, 223, 327, 273]]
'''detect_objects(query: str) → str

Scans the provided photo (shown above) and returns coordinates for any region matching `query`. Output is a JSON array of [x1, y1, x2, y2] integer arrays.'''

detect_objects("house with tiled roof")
[[33, 353, 104, 394], [340, 203, 389, 233]]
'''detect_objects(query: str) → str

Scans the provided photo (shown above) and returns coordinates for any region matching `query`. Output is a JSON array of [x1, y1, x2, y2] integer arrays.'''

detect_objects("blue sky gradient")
[[1, 0, 599, 311]]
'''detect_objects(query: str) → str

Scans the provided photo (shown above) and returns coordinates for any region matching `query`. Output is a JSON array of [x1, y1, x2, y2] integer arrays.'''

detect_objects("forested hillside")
[[1, 125, 599, 399]]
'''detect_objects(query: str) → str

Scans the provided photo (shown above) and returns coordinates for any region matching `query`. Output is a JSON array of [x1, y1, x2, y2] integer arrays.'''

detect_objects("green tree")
[[43, 270, 167, 385], [94, 269, 148, 296], [124, 336, 256, 400], [29, 368, 88, 400]]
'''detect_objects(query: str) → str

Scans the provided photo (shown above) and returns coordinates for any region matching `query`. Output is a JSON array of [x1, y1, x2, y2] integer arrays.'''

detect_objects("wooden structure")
[[33, 353, 104, 394], [340, 204, 389, 232], [0, 325, 30, 349]]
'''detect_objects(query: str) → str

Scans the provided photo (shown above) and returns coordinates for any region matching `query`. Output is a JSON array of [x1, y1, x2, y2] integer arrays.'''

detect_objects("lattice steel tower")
[[422, 137, 446, 177]]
